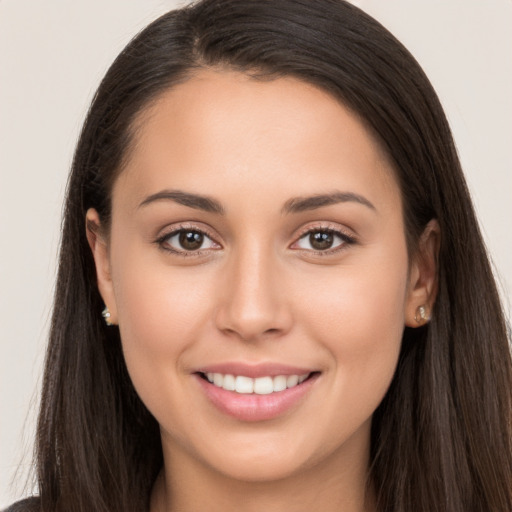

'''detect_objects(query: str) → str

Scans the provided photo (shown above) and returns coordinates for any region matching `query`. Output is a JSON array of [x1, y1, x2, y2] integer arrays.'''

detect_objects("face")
[[88, 70, 435, 484]]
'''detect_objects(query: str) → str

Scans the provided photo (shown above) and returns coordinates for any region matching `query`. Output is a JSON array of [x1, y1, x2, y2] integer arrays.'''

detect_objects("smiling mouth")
[[198, 372, 318, 395]]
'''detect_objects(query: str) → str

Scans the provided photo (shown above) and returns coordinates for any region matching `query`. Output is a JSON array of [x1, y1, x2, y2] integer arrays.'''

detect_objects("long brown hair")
[[19, 1, 512, 510]]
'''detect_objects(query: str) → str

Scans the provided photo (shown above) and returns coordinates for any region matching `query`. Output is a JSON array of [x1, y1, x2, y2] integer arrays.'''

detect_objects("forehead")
[[114, 69, 400, 215]]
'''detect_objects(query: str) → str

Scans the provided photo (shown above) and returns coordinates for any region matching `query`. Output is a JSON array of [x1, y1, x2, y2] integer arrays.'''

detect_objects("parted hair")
[[9, 1, 511, 511]]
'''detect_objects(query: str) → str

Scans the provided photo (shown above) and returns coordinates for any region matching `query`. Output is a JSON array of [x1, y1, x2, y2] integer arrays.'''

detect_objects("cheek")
[[113, 240, 216, 337], [299, 253, 408, 347], [110, 249, 216, 412], [297, 252, 408, 416]]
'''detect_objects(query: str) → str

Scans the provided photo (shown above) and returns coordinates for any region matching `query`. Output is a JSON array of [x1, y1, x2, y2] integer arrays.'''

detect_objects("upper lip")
[[194, 362, 317, 379]]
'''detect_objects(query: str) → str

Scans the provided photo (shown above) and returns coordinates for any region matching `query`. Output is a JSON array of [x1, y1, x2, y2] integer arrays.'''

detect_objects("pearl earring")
[[415, 305, 430, 325], [102, 306, 113, 326]]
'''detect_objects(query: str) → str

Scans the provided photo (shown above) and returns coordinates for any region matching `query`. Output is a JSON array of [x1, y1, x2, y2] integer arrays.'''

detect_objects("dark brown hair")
[[16, 1, 512, 511]]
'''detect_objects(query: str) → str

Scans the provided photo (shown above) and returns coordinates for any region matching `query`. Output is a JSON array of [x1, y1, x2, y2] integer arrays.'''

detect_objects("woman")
[[6, 0, 511, 511]]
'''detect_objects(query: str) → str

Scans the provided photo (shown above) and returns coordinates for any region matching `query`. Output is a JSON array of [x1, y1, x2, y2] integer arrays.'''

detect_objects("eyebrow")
[[138, 190, 225, 214], [281, 191, 376, 214], [138, 189, 376, 215]]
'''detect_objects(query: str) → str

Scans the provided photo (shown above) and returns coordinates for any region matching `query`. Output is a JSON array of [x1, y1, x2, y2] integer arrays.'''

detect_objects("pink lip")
[[194, 362, 315, 378], [194, 372, 320, 422]]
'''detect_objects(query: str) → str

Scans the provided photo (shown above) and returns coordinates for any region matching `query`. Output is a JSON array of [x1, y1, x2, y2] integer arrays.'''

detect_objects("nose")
[[214, 243, 293, 343]]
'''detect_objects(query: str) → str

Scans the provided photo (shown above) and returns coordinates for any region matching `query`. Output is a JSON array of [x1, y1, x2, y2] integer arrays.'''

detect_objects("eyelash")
[[155, 223, 356, 258], [293, 224, 356, 256], [155, 223, 219, 258]]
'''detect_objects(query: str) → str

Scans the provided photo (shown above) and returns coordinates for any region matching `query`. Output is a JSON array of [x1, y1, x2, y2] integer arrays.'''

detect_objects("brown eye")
[[179, 231, 204, 250], [294, 228, 354, 253], [160, 229, 219, 253], [309, 231, 334, 250]]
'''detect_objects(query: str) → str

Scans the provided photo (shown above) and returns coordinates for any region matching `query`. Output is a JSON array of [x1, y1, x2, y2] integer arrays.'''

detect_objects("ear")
[[85, 208, 118, 325], [404, 219, 440, 327]]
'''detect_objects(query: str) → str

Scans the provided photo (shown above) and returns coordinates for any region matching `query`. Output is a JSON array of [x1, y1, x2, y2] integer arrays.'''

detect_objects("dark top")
[[2, 497, 40, 512]]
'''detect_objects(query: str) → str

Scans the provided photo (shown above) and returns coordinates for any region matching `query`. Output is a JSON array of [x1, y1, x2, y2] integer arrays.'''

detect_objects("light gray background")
[[1, 0, 511, 506]]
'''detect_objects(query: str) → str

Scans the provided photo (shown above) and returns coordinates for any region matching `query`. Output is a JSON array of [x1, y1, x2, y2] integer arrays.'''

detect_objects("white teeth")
[[235, 375, 254, 394], [273, 375, 287, 392], [222, 374, 235, 391], [254, 376, 274, 395], [205, 372, 311, 394], [286, 374, 299, 387]]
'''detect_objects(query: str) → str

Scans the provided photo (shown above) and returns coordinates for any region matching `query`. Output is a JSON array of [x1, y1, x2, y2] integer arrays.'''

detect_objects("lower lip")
[[195, 373, 319, 422]]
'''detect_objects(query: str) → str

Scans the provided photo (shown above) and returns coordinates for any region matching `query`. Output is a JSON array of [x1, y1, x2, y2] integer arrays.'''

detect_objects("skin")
[[87, 70, 438, 512]]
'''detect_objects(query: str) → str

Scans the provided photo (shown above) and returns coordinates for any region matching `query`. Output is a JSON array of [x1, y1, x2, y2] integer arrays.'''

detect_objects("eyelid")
[[293, 221, 354, 240], [290, 222, 357, 255], [155, 222, 222, 257], [153, 221, 356, 258]]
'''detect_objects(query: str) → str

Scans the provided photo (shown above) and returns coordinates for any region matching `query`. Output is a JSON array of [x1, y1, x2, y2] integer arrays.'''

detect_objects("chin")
[[206, 452, 310, 483]]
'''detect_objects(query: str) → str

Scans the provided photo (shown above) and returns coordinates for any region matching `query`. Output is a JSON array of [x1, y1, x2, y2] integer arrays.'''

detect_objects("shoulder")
[[2, 497, 40, 512]]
